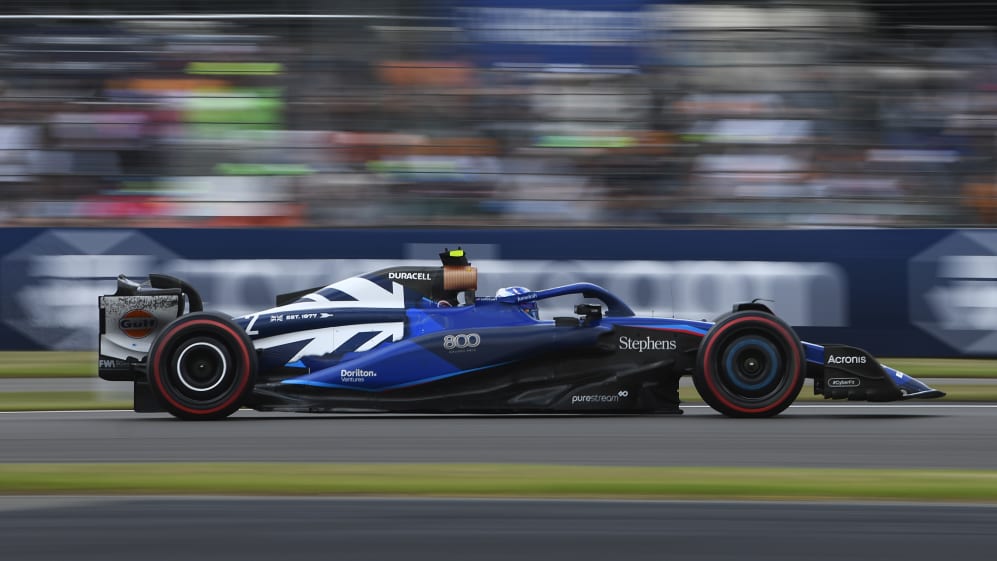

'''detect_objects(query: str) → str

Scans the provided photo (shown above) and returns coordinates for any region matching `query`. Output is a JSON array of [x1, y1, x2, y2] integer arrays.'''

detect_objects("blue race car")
[[98, 248, 944, 420]]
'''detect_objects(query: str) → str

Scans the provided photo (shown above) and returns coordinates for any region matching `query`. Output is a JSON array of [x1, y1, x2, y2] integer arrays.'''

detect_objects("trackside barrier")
[[0, 228, 993, 356]]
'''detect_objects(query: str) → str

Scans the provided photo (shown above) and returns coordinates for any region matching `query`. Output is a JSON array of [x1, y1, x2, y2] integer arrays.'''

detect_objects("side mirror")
[[574, 303, 602, 324]]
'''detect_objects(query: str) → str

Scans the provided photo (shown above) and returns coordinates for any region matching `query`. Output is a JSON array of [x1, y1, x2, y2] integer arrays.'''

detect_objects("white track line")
[[692, 404, 997, 409]]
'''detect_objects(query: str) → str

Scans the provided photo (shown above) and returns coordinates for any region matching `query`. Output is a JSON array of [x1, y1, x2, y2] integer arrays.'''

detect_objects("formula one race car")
[[98, 248, 944, 420]]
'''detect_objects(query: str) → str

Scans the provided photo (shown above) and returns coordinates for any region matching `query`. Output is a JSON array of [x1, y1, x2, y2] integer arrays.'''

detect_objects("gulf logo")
[[119, 309, 157, 339]]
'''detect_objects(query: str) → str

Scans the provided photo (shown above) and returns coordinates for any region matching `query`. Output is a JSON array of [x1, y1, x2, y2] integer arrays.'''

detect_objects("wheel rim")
[[696, 313, 804, 417], [721, 336, 779, 393], [710, 329, 793, 405], [176, 341, 228, 393], [149, 315, 256, 419], [165, 336, 235, 404]]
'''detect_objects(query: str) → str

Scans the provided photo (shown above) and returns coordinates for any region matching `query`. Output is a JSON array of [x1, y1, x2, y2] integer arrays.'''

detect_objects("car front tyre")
[[693, 311, 804, 418]]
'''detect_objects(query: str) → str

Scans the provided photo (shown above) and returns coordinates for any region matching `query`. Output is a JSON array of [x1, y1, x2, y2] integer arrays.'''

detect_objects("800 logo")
[[443, 333, 481, 351]]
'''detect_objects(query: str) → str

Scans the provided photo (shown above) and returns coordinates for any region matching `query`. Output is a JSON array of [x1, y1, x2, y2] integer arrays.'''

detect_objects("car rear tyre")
[[693, 311, 804, 418], [147, 312, 257, 420]]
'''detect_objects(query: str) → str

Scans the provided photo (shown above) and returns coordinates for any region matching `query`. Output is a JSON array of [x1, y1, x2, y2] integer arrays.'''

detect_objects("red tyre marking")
[[700, 316, 803, 415], [150, 319, 252, 417]]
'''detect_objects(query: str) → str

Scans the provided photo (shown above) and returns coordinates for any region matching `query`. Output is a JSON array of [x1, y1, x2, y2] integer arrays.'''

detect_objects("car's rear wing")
[[97, 274, 202, 381]]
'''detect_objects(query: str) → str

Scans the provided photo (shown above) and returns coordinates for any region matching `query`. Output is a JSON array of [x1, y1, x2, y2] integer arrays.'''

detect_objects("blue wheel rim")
[[722, 336, 779, 392]]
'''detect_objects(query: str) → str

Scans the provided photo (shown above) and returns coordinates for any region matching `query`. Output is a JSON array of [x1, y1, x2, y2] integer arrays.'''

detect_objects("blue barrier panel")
[[0, 227, 993, 356]]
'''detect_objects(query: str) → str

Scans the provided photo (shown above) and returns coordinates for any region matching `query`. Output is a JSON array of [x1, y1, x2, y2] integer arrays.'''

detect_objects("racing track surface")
[[5, 497, 997, 561], [0, 403, 994, 468], [4, 404, 997, 561]]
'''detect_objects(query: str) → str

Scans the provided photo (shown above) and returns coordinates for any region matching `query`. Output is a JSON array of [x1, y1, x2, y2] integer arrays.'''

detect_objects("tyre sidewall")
[[148, 312, 257, 420], [694, 311, 804, 418]]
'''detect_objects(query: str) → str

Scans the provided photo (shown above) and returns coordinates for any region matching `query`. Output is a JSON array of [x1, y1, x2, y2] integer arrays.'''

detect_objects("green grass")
[[880, 358, 997, 379], [0, 352, 96, 378], [0, 392, 129, 411], [0, 463, 995, 502]]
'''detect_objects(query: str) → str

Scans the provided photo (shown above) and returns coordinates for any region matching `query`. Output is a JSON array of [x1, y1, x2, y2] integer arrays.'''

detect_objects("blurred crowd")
[[3, 0, 997, 228]]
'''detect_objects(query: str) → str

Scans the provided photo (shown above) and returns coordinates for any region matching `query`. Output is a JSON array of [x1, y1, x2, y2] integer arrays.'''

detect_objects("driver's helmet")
[[495, 286, 539, 320]]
